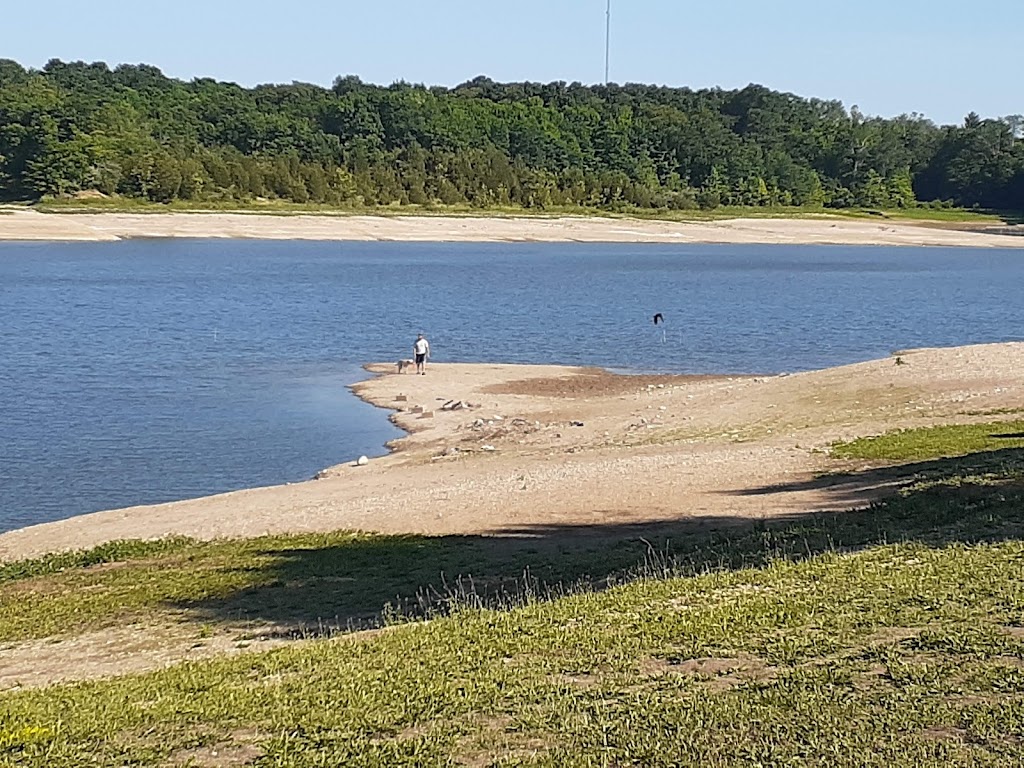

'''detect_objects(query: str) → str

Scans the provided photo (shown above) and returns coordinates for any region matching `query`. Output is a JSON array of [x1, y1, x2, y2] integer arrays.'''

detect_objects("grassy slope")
[[2, 421, 1024, 766]]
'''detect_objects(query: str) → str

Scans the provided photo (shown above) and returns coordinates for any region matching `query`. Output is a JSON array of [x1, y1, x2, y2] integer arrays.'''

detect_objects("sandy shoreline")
[[2, 343, 1024, 563], [1, 208, 1023, 247]]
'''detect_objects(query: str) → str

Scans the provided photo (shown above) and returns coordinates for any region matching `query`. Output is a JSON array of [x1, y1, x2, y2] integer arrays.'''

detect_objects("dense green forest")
[[0, 58, 1021, 212]]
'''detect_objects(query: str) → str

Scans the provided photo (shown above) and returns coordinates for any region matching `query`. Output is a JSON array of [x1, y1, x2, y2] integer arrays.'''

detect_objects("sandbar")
[[2, 342, 1023, 563]]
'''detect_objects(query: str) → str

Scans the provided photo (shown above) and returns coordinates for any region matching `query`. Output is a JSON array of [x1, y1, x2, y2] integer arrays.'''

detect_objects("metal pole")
[[605, 0, 611, 85]]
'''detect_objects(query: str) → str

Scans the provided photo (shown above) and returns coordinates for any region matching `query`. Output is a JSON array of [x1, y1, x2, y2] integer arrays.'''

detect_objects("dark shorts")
[[415, 353, 426, 364]]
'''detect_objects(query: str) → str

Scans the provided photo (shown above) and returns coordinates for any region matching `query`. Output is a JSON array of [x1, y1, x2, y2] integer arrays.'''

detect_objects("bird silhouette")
[[653, 313, 664, 325]]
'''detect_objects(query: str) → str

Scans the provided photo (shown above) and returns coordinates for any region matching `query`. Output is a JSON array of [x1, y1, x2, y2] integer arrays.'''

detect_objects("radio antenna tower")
[[604, 0, 611, 85]]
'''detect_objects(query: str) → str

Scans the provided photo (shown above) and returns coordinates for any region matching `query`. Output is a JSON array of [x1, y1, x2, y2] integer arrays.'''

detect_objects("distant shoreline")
[[1, 209, 1023, 248]]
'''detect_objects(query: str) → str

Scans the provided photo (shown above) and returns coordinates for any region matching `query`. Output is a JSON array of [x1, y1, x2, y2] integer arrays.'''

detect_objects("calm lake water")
[[1, 240, 1023, 533]]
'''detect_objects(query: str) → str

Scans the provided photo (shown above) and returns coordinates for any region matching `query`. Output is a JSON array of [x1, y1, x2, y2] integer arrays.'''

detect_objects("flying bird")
[[653, 313, 664, 325]]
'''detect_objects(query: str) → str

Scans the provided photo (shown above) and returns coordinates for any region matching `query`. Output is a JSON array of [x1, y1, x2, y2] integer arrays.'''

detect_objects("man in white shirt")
[[414, 334, 430, 375]]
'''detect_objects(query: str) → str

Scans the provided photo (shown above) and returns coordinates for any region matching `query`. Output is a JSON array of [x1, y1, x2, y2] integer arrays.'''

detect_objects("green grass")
[[0, 531, 677, 645], [27, 195, 1011, 225], [2, 540, 1023, 765], [829, 207, 1009, 224], [832, 420, 1024, 462], [3, 435, 1024, 765]]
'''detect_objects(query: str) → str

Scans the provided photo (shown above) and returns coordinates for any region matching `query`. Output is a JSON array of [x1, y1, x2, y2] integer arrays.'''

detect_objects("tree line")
[[1, 58, 1021, 212]]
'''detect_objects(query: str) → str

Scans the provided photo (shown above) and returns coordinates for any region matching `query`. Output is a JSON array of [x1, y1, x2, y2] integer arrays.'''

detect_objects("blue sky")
[[5, 0, 1019, 125]]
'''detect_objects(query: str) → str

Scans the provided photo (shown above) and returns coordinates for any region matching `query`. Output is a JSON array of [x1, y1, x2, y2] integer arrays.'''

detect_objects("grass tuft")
[[831, 420, 1024, 462]]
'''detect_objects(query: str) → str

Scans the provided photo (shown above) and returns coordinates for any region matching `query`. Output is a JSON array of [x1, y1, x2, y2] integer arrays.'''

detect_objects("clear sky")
[[5, 0, 1020, 125]]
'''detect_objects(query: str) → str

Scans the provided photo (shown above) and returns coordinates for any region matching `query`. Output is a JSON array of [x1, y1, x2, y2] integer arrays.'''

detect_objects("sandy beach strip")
[[0, 208, 1022, 247], [2, 342, 1023, 563]]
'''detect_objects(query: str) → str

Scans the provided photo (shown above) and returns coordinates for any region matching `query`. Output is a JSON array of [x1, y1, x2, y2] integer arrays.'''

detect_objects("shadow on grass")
[[177, 448, 1024, 637], [725, 446, 1024, 503]]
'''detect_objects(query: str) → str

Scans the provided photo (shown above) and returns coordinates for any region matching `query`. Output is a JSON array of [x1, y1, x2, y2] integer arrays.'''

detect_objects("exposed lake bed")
[[2, 238, 1023, 535], [3, 341, 1024, 563]]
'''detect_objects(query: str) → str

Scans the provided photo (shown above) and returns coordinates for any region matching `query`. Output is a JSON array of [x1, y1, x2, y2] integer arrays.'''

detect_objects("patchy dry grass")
[[3, 432, 1024, 765], [2, 538, 1023, 766]]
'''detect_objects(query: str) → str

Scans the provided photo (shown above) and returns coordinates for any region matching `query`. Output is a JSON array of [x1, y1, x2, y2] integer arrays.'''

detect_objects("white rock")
[[356, 456, 369, 466]]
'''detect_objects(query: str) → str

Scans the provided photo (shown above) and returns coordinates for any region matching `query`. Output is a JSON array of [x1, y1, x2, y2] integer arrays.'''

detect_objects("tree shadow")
[[723, 446, 1024, 506], [175, 448, 1024, 637], [973, 210, 1024, 233]]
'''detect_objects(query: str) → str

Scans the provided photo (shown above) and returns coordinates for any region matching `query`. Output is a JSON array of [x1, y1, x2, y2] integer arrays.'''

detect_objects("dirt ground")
[[1, 208, 1023, 247]]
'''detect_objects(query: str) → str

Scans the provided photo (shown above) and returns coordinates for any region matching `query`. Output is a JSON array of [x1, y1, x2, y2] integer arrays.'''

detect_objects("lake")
[[1, 240, 1022, 533]]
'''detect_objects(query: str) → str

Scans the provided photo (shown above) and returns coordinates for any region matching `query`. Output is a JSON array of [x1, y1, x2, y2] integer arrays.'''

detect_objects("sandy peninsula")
[[0, 207, 1023, 247], [2, 342, 1023, 563]]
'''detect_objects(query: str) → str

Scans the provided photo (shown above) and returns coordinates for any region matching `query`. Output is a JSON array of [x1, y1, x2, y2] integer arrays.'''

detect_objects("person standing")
[[414, 334, 430, 375]]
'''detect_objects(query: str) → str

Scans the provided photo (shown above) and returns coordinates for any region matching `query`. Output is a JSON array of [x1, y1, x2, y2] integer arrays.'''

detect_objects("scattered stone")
[[493, 415, 504, 421], [570, 421, 585, 427], [481, 445, 497, 452], [356, 456, 369, 466], [659, 406, 667, 411]]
